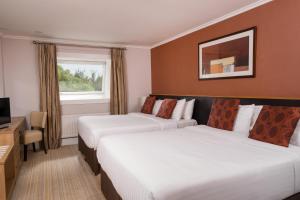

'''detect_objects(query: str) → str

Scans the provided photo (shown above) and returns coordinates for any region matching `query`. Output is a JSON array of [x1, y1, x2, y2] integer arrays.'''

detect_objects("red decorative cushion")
[[156, 99, 177, 119], [207, 98, 240, 131], [141, 96, 156, 114], [249, 105, 300, 147]]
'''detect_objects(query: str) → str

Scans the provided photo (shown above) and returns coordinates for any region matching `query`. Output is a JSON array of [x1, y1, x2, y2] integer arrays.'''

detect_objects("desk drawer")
[[0, 134, 13, 146]]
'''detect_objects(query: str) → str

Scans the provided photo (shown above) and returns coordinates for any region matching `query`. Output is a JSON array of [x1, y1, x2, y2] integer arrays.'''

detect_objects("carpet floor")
[[12, 145, 106, 200]]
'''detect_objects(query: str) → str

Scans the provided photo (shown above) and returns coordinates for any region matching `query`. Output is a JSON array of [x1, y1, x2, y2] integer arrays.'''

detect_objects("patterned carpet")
[[12, 145, 106, 200]]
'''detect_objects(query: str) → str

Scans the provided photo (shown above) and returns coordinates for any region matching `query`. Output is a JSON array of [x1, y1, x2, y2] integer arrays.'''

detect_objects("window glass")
[[57, 60, 106, 93]]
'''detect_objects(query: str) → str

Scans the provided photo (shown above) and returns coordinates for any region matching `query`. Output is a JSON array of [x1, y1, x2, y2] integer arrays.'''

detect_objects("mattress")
[[78, 112, 197, 149], [97, 125, 300, 200]]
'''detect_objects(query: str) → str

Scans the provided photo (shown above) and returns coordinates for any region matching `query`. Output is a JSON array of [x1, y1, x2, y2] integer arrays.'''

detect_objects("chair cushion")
[[23, 130, 42, 144], [31, 112, 47, 129]]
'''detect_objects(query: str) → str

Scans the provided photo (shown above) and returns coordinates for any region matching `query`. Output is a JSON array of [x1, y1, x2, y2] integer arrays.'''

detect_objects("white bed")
[[97, 125, 300, 200], [78, 112, 197, 149]]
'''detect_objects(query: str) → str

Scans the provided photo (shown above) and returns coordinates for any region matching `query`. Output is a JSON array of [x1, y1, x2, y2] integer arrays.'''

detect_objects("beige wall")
[[126, 47, 151, 112], [2, 38, 39, 121], [0, 37, 151, 120]]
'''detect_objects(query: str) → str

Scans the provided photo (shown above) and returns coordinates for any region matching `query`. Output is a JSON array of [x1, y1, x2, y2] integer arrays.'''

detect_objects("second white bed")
[[78, 112, 197, 149], [97, 125, 300, 200]]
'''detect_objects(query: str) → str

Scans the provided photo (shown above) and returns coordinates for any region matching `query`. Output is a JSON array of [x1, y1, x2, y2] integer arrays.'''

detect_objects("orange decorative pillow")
[[249, 105, 300, 147], [141, 96, 156, 114], [156, 99, 177, 119], [207, 98, 240, 131]]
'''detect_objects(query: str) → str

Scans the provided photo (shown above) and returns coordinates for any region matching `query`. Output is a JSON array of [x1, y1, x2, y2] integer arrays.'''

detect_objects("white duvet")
[[97, 125, 300, 200], [78, 112, 196, 149]]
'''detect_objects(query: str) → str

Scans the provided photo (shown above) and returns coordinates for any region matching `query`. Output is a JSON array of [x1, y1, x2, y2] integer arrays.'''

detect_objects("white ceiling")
[[0, 0, 267, 46]]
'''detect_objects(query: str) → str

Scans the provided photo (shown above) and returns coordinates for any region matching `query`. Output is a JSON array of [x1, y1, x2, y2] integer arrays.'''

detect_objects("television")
[[0, 98, 11, 128]]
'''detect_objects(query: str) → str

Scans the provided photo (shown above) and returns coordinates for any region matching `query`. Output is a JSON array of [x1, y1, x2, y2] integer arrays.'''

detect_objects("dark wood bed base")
[[78, 135, 100, 175], [101, 167, 300, 200], [101, 168, 122, 200]]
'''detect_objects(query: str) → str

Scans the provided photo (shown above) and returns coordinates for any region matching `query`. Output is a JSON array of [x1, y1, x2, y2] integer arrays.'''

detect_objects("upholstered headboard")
[[151, 94, 300, 125]]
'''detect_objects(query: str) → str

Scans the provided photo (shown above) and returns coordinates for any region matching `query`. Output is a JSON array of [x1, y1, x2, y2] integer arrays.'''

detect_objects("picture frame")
[[198, 27, 256, 80]]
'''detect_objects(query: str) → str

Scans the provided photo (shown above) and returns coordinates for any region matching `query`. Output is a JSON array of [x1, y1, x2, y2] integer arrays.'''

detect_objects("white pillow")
[[233, 105, 255, 136], [172, 99, 186, 120], [183, 99, 195, 120], [152, 100, 163, 115], [290, 120, 300, 146], [250, 105, 263, 130], [140, 96, 147, 110]]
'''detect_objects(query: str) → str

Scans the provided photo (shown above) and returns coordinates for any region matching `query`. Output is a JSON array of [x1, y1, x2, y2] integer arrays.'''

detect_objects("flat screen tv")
[[0, 97, 11, 128]]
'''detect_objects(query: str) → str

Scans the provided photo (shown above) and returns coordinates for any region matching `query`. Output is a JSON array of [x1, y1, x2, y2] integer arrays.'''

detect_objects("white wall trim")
[[2, 34, 151, 49], [151, 0, 272, 48], [60, 98, 110, 105], [126, 44, 151, 49]]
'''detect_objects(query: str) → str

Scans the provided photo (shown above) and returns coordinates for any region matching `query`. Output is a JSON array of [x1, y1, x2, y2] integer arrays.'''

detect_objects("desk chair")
[[22, 112, 47, 161]]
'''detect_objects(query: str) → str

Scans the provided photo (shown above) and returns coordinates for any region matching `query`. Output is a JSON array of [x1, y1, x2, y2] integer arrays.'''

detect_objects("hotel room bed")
[[78, 112, 197, 174], [97, 125, 300, 200]]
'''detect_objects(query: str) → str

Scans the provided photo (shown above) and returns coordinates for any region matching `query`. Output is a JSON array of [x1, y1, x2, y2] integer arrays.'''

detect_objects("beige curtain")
[[110, 48, 128, 114], [37, 43, 62, 149]]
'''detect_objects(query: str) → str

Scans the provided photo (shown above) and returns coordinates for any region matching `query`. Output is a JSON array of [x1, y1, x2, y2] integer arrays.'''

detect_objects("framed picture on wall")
[[198, 27, 256, 80]]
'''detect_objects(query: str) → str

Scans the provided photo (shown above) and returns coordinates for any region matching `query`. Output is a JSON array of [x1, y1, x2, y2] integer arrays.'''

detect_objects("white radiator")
[[61, 113, 109, 139]]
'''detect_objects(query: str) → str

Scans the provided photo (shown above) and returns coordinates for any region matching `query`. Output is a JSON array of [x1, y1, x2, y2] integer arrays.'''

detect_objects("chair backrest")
[[30, 111, 47, 129]]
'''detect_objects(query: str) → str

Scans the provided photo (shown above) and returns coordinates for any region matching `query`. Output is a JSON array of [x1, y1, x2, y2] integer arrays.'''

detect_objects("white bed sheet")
[[97, 125, 300, 200], [78, 112, 196, 149]]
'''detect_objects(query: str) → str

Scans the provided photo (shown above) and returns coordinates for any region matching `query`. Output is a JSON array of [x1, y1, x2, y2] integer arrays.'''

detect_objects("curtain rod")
[[32, 41, 127, 50]]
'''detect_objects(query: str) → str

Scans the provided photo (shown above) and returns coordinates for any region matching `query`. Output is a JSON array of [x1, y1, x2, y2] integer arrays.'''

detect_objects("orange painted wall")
[[151, 0, 300, 98]]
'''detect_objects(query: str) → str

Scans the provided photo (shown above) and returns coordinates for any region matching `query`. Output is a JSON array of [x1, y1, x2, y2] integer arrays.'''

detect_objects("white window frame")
[[57, 59, 111, 105]]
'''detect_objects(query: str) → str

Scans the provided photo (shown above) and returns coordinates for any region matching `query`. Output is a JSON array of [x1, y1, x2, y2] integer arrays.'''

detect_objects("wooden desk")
[[0, 117, 26, 200], [0, 117, 26, 177], [0, 145, 14, 200]]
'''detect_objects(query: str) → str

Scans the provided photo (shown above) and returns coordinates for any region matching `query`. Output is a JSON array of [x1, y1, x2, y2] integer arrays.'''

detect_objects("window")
[[58, 60, 106, 92], [57, 59, 110, 103], [57, 60, 111, 104], [56, 47, 111, 104]]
